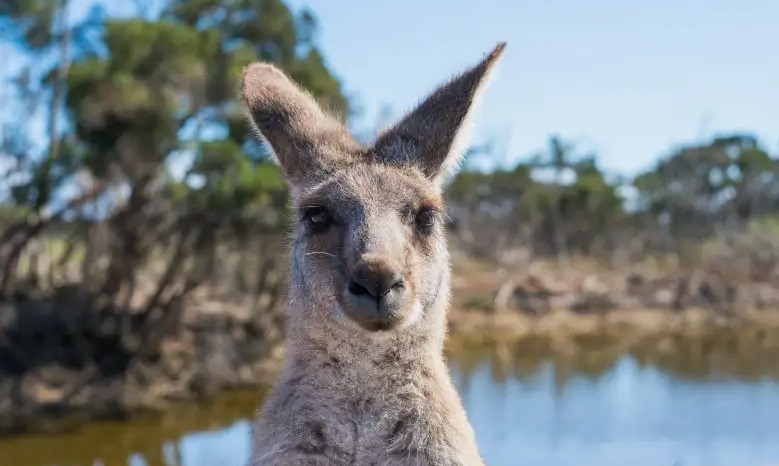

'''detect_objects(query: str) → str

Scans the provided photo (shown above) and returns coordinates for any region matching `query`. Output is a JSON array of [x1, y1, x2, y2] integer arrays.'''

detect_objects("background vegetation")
[[4, 1, 777, 302], [1, 0, 778, 327], [2, 0, 779, 440]]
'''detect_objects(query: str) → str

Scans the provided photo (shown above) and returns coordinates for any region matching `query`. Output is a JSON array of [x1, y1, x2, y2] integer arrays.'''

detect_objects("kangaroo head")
[[240, 44, 505, 338]]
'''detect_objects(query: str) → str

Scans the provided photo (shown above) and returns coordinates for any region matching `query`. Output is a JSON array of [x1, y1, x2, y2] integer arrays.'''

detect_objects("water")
[[2, 336, 779, 466]]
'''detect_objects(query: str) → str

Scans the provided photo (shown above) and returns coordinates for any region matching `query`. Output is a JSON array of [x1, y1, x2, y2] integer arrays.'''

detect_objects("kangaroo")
[[240, 42, 506, 466]]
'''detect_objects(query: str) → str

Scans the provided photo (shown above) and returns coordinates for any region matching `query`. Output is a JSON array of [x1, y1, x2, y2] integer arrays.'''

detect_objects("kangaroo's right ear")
[[240, 63, 359, 186]]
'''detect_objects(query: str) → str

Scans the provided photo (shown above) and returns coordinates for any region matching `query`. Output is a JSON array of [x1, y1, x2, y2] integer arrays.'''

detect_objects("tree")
[[0, 0, 351, 350]]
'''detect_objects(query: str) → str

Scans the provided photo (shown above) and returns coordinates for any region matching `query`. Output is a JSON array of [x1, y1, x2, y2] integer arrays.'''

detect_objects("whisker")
[[306, 251, 335, 258]]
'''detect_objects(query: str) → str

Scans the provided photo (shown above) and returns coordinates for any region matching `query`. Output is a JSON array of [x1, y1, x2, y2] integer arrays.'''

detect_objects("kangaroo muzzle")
[[343, 255, 410, 331]]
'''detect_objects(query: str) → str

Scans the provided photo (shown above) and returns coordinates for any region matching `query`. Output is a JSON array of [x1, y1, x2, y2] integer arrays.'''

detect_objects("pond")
[[2, 335, 779, 466]]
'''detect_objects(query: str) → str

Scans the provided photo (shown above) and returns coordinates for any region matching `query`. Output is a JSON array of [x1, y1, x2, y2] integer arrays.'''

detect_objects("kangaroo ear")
[[373, 43, 506, 183], [240, 63, 360, 186]]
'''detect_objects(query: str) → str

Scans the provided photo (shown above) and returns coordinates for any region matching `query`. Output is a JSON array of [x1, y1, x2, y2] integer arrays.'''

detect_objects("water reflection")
[[2, 333, 779, 466], [457, 356, 779, 466], [0, 390, 261, 466]]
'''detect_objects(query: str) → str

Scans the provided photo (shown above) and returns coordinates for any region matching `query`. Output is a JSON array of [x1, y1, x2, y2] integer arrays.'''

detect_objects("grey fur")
[[240, 42, 507, 466]]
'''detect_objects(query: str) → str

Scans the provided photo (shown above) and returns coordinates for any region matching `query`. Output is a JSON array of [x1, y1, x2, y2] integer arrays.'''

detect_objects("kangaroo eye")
[[302, 207, 332, 233], [414, 208, 439, 235]]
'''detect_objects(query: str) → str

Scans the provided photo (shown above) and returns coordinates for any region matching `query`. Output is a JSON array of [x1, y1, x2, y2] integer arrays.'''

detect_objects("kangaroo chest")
[[253, 345, 483, 465], [290, 390, 443, 465]]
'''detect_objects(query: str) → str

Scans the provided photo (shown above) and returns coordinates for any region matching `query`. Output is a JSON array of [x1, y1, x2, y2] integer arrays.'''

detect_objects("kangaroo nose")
[[344, 257, 410, 331], [348, 260, 404, 298]]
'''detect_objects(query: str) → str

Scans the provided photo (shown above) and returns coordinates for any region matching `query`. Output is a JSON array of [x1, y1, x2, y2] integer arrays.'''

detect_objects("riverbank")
[[2, 257, 779, 437], [0, 289, 285, 436], [448, 257, 779, 335]]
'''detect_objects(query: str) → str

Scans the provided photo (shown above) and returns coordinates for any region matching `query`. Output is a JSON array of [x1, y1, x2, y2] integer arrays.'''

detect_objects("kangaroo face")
[[291, 163, 446, 332], [241, 43, 506, 336]]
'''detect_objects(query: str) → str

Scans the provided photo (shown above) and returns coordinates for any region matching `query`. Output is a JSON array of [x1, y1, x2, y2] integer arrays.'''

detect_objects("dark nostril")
[[348, 279, 371, 297], [348, 264, 405, 300]]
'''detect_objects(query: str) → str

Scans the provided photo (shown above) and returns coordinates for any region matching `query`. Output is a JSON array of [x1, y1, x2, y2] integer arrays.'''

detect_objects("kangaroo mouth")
[[339, 299, 408, 332], [337, 290, 416, 332], [359, 319, 397, 332]]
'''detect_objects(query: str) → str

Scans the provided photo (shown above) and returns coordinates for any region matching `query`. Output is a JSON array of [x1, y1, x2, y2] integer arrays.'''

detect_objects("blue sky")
[[2, 0, 778, 181], [284, 0, 778, 177]]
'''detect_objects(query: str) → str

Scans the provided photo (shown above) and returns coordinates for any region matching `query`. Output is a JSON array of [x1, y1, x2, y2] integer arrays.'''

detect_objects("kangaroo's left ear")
[[372, 42, 506, 183]]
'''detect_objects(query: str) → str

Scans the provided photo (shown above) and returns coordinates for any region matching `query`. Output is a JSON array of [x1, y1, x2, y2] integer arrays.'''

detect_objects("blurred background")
[[1, 0, 778, 465]]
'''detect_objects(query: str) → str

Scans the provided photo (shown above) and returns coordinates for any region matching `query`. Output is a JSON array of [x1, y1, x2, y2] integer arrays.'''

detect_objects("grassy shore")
[[448, 255, 779, 337]]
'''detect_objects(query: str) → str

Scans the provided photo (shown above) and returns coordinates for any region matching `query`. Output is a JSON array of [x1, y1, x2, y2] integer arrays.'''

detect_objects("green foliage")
[[0, 0, 347, 297], [180, 140, 286, 216], [2, 0, 349, 215], [445, 132, 779, 261]]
